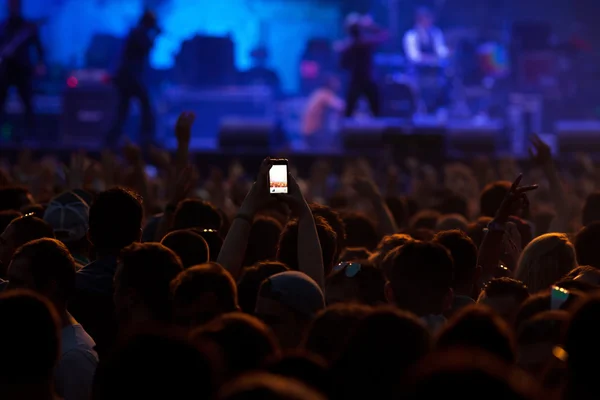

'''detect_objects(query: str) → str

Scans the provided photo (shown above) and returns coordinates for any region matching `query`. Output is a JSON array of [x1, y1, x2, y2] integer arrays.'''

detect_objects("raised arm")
[[217, 158, 274, 279], [154, 112, 195, 241], [278, 174, 325, 290], [529, 134, 569, 233], [353, 177, 398, 236], [477, 175, 538, 287]]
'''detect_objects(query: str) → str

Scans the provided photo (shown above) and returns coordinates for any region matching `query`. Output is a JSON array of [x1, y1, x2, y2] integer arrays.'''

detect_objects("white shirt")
[[403, 27, 449, 64], [55, 323, 99, 400], [301, 88, 345, 136]]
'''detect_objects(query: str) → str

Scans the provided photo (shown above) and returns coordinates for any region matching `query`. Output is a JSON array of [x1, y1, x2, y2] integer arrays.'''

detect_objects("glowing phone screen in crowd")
[[269, 164, 288, 194]]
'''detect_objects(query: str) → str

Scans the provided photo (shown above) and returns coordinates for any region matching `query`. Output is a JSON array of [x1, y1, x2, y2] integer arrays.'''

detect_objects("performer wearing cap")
[[106, 10, 161, 148], [338, 13, 388, 117]]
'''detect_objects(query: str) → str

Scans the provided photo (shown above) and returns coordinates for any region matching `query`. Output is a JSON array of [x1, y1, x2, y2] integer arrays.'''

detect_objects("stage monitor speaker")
[[341, 118, 407, 151], [397, 124, 447, 165], [218, 117, 283, 150], [556, 120, 600, 155], [61, 86, 117, 146], [447, 121, 502, 156]]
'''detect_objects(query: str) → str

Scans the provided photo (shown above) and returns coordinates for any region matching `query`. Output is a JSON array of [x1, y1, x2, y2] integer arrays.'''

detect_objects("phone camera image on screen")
[[269, 164, 288, 194]]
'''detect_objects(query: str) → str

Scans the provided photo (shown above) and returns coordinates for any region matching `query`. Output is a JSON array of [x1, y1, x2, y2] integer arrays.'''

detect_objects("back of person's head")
[[237, 261, 289, 314], [478, 278, 530, 322], [436, 214, 469, 232], [434, 230, 478, 294], [0, 290, 60, 386], [244, 216, 283, 267], [436, 305, 516, 363], [409, 209, 442, 231], [20, 203, 44, 219], [400, 348, 541, 400], [326, 260, 386, 305], [277, 216, 337, 276], [435, 193, 469, 219], [370, 233, 412, 270], [4, 214, 55, 246], [386, 241, 454, 316], [256, 271, 325, 349], [513, 288, 583, 332], [115, 243, 183, 323], [514, 291, 552, 331], [331, 307, 431, 400], [517, 310, 568, 376], [0, 214, 55, 271], [218, 373, 326, 400], [310, 203, 346, 262], [0, 186, 33, 212], [93, 328, 216, 400], [266, 351, 328, 394], [89, 188, 143, 253], [9, 238, 76, 306], [515, 233, 577, 293], [43, 191, 89, 252], [338, 247, 371, 262], [402, 227, 435, 241], [467, 216, 493, 247], [303, 303, 372, 363], [563, 295, 600, 398], [0, 210, 21, 234], [341, 211, 379, 251], [192, 228, 223, 261], [574, 222, 600, 269], [192, 312, 279, 378], [480, 181, 512, 217], [173, 199, 222, 231], [160, 229, 209, 269], [171, 262, 238, 327], [582, 191, 600, 226]]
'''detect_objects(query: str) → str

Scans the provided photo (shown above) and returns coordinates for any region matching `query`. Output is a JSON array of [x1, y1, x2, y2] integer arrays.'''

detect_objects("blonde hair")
[[515, 233, 577, 294]]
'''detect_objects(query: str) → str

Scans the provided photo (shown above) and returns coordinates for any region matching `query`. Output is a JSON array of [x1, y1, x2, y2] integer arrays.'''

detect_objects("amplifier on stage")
[[61, 85, 117, 146]]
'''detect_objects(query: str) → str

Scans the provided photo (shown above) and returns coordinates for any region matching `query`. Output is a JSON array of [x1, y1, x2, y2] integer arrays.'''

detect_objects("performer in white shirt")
[[302, 75, 344, 149], [403, 7, 451, 116], [403, 7, 448, 68]]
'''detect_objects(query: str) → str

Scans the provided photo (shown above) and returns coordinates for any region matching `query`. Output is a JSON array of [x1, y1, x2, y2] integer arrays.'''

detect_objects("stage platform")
[[1, 93, 600, 166]]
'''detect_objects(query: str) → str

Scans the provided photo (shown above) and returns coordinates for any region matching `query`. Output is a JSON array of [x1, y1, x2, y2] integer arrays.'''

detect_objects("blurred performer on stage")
[[338, 14, 388, 117], [302, 74, 344, 149], [0, 0, 45, 143], [403, 7, 450, 115], [106, 11, 160, 149]]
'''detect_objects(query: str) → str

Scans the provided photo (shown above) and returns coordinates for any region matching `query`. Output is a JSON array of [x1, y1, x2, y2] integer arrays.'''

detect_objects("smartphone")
[[269, 159, 289, 194], [551, 286, 570, 310]]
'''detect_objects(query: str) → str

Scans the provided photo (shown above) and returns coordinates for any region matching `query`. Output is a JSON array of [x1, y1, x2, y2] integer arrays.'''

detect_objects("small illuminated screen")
[[269, 165, 288, 194]]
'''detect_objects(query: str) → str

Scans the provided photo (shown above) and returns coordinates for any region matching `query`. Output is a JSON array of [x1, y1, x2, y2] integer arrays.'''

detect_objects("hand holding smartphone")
[[269, 159, 289, 194]]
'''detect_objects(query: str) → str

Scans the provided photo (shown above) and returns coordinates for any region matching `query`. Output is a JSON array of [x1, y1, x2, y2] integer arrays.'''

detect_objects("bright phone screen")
[[269, 164, 288, 194]]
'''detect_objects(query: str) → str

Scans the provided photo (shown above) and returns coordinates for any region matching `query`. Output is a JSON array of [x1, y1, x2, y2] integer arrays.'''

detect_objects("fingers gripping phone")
[[269, 159, 289, 194]]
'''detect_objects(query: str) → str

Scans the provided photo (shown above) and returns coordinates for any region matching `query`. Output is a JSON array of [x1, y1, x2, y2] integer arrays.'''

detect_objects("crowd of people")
[[2, 112, 600, 400]]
